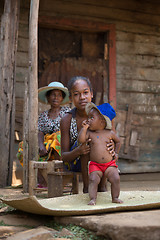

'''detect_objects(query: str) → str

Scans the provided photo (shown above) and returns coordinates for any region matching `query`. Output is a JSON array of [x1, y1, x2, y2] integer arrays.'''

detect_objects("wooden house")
[[0, 0, 160, 187]]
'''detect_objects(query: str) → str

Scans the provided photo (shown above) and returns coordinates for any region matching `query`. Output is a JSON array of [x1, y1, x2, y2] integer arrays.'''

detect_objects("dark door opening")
[[38, 28, 109, 105]]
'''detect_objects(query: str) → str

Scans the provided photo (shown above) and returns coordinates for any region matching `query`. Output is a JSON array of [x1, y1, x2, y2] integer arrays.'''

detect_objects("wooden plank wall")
[[1, 0, 159, 173], [14, 5, 29, 140]]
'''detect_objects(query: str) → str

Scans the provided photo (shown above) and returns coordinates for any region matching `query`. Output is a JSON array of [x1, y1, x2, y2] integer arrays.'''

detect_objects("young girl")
[[60, 76, 116, 193]]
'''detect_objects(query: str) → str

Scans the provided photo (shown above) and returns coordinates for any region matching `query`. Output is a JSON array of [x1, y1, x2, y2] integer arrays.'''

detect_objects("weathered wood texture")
[[0, 0, 20, 187], [38, 0, 160, 172], [1, 0, 159, 173], [28, 0, 39, 161], [39, 58, 108, 105]]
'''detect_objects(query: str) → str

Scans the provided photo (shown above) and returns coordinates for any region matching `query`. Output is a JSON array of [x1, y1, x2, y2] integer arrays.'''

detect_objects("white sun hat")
[[38, 81, 70, 105]]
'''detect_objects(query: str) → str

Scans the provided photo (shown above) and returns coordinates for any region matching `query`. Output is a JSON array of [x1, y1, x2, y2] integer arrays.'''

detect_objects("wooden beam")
[[39, 15, 115, 32], [23, 0, 39, 192], [108, 24, 116, 109], [0, 0, 20, 187]]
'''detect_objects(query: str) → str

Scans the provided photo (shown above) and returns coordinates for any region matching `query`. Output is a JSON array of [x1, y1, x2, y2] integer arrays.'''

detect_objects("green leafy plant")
[[45, 222, 105, 239], [0, 200, 15, 213], [0, 220, 8, 226]]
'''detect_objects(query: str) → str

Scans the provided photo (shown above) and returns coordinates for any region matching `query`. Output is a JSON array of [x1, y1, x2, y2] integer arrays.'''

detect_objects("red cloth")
[[89, 160, 118, 174]]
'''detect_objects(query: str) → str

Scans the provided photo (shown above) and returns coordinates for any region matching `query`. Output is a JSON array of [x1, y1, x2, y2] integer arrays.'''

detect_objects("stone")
[[0, 226, 27, 239], [54, 209, 160, 240], [57, 228, 74, 237], [6, 226, 57, 240], [0, 213, 49, 227], [0, 206, 8, 213]]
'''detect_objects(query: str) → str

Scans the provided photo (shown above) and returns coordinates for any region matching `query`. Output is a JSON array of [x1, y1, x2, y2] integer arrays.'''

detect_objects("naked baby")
[[78, 102, 123, 205]]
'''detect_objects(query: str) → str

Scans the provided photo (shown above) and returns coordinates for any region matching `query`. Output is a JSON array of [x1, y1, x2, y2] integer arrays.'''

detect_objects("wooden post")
[[124, 105, 133, 154], [72, 173, 79, 194], [23, 79, 29, 192], [108, 25, 116, 109], [23, 0, 39, 192], [0, 0, 20, 187], [28, 161, 37, 196]]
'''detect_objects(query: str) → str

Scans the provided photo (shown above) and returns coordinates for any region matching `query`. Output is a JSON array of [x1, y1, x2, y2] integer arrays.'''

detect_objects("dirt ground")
[[0, 173, 160, 239]]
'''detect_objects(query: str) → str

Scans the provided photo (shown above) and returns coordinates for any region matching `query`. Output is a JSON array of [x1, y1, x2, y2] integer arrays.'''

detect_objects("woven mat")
[[1, 191, 160, 216]]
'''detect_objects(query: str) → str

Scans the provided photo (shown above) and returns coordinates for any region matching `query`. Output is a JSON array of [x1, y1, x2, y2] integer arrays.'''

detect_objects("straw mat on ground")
[[1, 191, 160, 216]]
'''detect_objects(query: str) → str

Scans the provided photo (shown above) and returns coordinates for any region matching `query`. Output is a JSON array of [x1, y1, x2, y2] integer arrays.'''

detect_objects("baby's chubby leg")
[[105, 167, 123, 204], [98, 175, 108, 192], [88, 171, 102, 205]]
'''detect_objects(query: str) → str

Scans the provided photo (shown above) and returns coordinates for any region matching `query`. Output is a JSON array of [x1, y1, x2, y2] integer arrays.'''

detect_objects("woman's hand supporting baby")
[[78, 140, 91, 155], [106, 139, 115, 157]]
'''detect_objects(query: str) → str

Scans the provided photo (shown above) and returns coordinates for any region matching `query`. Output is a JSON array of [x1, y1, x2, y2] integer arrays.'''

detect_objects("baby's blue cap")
[[85, 102, 116, 129], [97, 103, 116, 121]]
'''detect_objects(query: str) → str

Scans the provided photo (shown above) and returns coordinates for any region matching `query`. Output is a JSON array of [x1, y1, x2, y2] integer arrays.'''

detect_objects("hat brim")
[[38, 86, 70, 105], [85, 102, 112, 130]]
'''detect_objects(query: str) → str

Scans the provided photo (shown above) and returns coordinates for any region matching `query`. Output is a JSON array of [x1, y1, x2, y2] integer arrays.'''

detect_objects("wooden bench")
[[29, 160, 80, 197], [47, 171, 79, 198]]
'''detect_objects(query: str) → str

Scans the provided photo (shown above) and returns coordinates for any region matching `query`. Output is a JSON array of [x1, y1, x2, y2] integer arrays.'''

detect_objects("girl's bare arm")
[[60, 114, 90, 163]]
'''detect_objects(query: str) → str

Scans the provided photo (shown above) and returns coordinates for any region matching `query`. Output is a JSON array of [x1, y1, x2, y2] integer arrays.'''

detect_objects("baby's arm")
[[111, 131, 121, 161], [78, 120, 89, 144]]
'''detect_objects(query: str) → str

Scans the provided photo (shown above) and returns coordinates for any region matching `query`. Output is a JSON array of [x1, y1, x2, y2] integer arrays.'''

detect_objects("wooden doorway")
[[38, 17, 116, 107]]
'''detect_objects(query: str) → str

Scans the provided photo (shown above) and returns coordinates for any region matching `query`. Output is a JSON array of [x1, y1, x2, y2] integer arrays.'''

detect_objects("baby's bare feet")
[[88, 199, 96, 205], [112, 198, 123, 204]]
